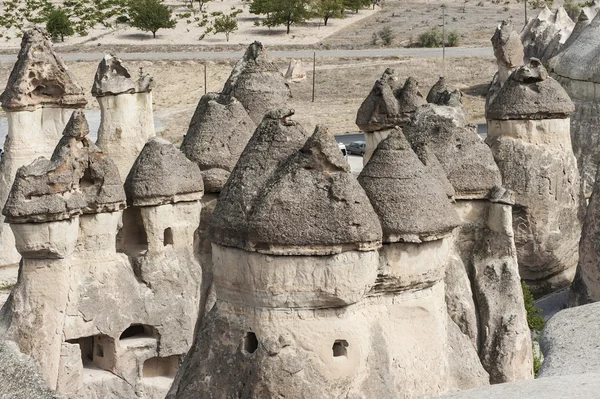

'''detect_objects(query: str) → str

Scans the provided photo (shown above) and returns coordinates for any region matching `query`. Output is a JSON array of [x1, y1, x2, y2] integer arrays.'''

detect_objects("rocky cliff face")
[[0, 28, 87, 269], [486, 58, 580, 294]]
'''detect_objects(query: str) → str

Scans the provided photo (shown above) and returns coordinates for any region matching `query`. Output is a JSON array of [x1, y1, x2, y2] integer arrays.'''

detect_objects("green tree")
[[342, 0, 370, 13], [249, 0, 312, 34], [200, 9, 242, 41], [0, 0, 54, 39], [312, 0, 344, 26], [128, 0, 176, 38], [46, 8, 74, 41]]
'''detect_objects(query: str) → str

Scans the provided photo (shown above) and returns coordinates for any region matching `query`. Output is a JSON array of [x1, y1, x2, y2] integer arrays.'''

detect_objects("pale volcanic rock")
[[521, 6, 575, 64], [0, 339, 64, 399], [358, 128, 461, 243], [221, 41, 291, 124], [487, 59, 580, 294], [3, 110, 126, 224], [491, 21, 524, 87], [0, 28, 86, 112], [571, 167, 600, 305], [0, 27, 87, 267], [472, 188, 533, 383], [93, 54, 155, 179], [551, 13, 600, 196], [181, 93, 256, 193], [125, 137, 204, 207], [209, 109, 310, 250], [284, 59, 307, 82], [538, 301, 600, 377], [91, 54, 153, 97], [246, 125, 382, 255]]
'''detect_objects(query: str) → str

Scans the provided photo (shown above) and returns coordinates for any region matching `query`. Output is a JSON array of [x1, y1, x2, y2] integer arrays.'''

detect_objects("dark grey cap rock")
[[221, 41, 291, 124], [91, 54, 153, 97], [246, 125, 382, 255], [3, 110, 126, 223], [209, 109, 311, 250], [125, 137, 204, 206], [0, 27, 86, 111], [427, 77, 463, 107], [358, 128, 461, 243], [181, 93, 256, 193], [426, 77, 448, 104], [404, 104, 502, 199], [552, 12, 600, 82], [0, 340, 64, 399], [356, 70, 426, 132], [487, 59, 574, 120]]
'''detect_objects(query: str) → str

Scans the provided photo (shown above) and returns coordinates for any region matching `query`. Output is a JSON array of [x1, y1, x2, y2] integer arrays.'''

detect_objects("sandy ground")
[[0, 0, 551, 52], [0, 0, 377, 49], [0, 54, 494, 146]]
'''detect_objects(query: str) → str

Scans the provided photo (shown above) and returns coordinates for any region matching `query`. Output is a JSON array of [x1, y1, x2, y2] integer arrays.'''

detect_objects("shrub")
[[378, 25, 394, 45], [46, 8, 74, 42], [522, 281, 545, 334], [371, 31, 378, 45], [419, 27, 442, 47], [446, 30, 460, 47], [116, 15, 130, 23]]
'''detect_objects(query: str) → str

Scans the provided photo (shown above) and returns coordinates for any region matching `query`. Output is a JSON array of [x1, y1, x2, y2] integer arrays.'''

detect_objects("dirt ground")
[[0, 54, 495, 144], [0, 0, 538, 52]]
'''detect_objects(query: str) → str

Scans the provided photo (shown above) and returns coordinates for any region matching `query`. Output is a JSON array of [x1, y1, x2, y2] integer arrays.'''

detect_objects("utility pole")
[[524, 0, 528, 26], [204, 64, 207, 95], [312, 52, 316, 103], [442, 4, 446, 61]]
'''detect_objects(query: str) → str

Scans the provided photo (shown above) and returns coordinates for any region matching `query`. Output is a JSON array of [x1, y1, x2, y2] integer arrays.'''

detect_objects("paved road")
[[0, 47, 493, 63], [334, 124, 488, 146]]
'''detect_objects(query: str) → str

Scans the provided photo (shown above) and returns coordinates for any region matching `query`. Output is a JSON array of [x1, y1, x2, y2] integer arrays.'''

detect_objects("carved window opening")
[[164, 227, 174, 246], [332, 340, 348, 358], [243, 332, 258, 354], [119, 324, 158, 340]]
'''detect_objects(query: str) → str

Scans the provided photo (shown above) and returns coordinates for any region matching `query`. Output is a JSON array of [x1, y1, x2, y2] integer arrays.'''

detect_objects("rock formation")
[[404, 93, 532, 383], [284, 59, 307, 82], [550, 13, 600, 199], [356, 69, 426, 163], [174, 122, 485, 398], [487, 22, 525, 110], [570, 164, 600, 305], [441, 300, 600, 397], [486, 58, 580, 294], [0, 111, 204, 398], [93, 54, 155, 179], [0, 339, 64, 399], [181, 93, 256, 193], [221, 41, 291, 124], [520, 6, 574, 63], [0, 27, 86, 268], [492, 21, 524, 87]]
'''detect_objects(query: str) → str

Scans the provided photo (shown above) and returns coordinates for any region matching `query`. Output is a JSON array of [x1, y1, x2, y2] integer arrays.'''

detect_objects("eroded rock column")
[[93, 54, 155, 179], [0, 27, 86, 268], [486, 59, 580, 294], [356, 69, 426, 164]]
